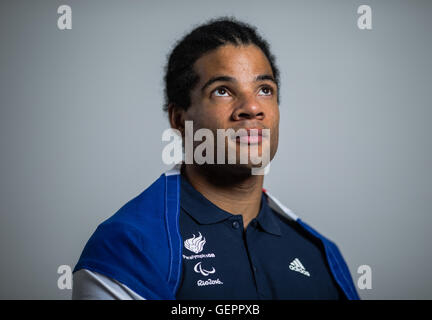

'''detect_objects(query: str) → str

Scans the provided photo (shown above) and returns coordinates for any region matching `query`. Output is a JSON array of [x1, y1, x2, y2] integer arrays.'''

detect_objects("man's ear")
[[168, 103, 185, 136]]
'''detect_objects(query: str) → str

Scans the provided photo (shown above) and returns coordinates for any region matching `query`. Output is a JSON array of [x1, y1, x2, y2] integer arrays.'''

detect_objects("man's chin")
[[210, 161, 269, 176]]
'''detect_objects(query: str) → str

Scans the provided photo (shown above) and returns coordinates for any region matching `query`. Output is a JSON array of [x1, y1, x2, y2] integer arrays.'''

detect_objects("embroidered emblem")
[[193, 261, 216, 276], [184, 232, 206, 254]]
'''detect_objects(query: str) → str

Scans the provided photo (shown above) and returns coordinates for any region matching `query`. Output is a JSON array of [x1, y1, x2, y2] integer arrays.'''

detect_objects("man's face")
[[183, 44, 280, 173]]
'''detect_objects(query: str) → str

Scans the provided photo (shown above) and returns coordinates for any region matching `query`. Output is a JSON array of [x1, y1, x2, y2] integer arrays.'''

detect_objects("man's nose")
[[231, 94, 265, 121]]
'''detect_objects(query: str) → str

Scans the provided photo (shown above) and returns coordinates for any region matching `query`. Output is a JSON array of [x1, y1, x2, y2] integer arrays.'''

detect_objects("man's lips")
[[237, 135, 262, 144], [233, 128, 266, 144]]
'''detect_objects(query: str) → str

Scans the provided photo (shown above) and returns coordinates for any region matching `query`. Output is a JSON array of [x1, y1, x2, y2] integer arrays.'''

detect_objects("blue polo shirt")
[[175, 175, 345, 300]]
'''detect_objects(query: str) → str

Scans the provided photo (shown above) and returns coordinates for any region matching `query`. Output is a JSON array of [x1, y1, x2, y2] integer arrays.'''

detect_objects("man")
[[72, 17, 359, 300]]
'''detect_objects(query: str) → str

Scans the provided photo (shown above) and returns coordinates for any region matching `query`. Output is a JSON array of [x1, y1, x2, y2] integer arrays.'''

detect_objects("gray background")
[[0, 0, 431, 299]]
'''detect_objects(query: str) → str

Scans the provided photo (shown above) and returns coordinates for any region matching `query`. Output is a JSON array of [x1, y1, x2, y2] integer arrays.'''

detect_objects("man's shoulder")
[[264, 191, 338, 246], [72, 174, 176, 299], [73, 173, 172, 273], [268, 206, 328, 252], [104, 174, 167, 227]]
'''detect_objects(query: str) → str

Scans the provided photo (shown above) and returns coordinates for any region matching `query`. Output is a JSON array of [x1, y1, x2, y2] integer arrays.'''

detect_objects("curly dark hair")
[[163, 16, 280, 112]]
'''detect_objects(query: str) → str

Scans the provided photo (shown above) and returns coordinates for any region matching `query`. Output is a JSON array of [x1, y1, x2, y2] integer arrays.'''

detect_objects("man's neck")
[[182, 164, 264, 229]]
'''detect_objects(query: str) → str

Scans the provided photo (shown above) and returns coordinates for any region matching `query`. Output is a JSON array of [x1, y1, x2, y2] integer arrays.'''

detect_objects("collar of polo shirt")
[[180, 174, 281, 236]]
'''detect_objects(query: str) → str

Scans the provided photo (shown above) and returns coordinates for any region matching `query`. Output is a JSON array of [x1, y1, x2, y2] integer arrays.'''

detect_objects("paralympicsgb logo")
[[184, 232, 207, 254]]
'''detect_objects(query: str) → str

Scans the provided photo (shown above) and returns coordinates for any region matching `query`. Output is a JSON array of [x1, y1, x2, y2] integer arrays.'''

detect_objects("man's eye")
[[259, 86, 273, 96], [213, 87, 229, 97]]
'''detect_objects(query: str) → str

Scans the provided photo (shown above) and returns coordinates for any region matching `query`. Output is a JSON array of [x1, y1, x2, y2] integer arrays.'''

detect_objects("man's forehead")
[[193, 44, 274, 82]]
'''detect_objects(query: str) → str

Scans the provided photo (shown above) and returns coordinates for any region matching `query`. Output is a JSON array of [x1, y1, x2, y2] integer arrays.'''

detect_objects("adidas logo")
[[289, 258, 310, 277]]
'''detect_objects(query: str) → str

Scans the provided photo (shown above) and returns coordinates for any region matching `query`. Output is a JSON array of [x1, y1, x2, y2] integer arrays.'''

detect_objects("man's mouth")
[[233, 128, 266, 145]]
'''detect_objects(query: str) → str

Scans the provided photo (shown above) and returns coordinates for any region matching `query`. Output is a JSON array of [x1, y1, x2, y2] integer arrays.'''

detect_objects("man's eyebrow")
[[256, 74, 277, 85], [201, 74, 277, 93], [201, 76, 236, 92]]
